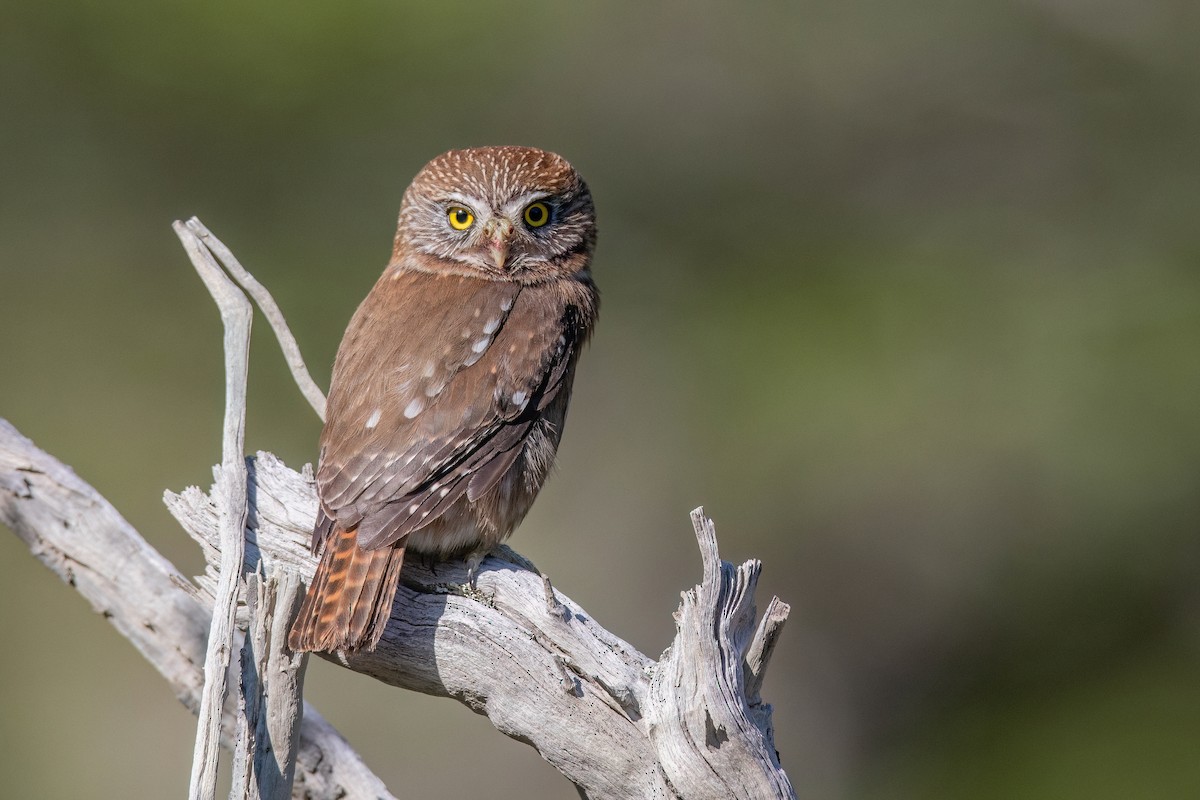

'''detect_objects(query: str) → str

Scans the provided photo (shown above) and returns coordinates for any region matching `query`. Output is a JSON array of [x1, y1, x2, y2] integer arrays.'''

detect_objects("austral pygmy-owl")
[[287, 146, 599, 653]]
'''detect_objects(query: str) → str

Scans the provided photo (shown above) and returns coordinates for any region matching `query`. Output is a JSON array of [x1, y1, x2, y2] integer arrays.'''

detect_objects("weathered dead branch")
[[0, 218, 795, 799], [166, 451, 795, 799], [0, 419, 394, 800]]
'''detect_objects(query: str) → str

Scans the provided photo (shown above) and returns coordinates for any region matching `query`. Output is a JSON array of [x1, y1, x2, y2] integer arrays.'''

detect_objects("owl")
[[288, 146, 599, 654]]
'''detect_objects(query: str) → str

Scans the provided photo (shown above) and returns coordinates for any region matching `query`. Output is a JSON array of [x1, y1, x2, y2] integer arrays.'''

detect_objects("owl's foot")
[[443, 550, 491, 605], [465, 550, 487, 590]]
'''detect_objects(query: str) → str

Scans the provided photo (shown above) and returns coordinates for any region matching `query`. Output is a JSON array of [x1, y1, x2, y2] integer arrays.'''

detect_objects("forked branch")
[[175, 219, 254, 800]]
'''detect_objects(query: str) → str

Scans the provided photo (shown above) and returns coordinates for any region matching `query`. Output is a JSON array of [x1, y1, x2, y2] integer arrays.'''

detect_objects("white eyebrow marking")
[[501, 191, 552, 217], [365, 409, 382, 429], [444, 191, 482, 208]]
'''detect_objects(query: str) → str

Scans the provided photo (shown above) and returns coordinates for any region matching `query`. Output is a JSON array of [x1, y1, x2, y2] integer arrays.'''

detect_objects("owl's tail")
[[287, 522, 405, 653]]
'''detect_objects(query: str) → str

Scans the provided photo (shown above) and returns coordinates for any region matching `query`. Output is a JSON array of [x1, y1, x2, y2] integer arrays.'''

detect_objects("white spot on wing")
[[404, 398, 425, 418], [511, 391, 527, 407], [500, 297, 514, 311], [472, 337, 490, 353], [365, 409, 382, 429], [483, 317, 500, 334]]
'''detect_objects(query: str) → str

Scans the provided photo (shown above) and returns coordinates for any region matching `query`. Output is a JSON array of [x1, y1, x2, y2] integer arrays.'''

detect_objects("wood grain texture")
[[174, 217, 253, 800], [1, 415, 795, 798], [167, 451, 796, 799], [231, 569, 309, 800], [0, 419, 393, 800]]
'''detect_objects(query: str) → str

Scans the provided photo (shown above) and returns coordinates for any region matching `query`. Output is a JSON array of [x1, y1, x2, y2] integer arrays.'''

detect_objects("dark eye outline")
[[446, 205, 475, 231], [522, 201, 551, 229]]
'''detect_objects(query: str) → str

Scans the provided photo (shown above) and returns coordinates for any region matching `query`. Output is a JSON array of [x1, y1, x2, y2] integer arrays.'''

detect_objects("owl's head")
[[391, 146, 596, 284]]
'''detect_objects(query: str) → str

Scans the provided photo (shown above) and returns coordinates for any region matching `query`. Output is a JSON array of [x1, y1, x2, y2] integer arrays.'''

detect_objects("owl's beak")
[[483, 217, 514, 269]]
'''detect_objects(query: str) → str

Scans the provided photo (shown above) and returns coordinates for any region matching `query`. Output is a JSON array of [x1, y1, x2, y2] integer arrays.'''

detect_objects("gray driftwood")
[[0, 419, 394, 800], [176, 217, 320, 800], [176, 218, 255, 800], [165, 451, 795, 799], [1, 218, 795, 798], [231, 569, 308, 799]]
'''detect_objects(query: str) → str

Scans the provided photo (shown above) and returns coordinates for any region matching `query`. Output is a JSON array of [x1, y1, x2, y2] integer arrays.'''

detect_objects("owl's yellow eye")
[[447, 206, 475, 231], [523, 201, 550, 228]]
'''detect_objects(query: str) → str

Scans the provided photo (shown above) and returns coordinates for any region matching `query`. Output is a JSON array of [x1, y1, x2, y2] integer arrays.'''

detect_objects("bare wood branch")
[[1, 412, 796, 798], [175, 220, 254, 800], [4, 221, 795, 799], [160, 225, 791, 797], [232, 569, 309, 800], [184, 217, 327, 423], [167, 453, 797, 799], [0, 418, 396, 799]]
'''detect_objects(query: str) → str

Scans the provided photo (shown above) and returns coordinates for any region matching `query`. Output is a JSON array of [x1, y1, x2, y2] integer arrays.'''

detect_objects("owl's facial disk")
[[393, 147, 597, 284]]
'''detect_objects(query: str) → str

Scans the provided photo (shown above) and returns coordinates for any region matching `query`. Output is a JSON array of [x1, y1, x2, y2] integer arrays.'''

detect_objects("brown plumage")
[[288, 147, 599, 653]]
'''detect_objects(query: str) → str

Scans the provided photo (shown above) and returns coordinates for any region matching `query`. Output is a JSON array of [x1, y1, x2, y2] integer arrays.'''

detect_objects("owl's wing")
[[313, 270, 584, 552]]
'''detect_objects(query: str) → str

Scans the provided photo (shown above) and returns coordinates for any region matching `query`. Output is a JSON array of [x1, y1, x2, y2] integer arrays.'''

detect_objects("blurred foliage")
[[1, 1, 1198, 798]]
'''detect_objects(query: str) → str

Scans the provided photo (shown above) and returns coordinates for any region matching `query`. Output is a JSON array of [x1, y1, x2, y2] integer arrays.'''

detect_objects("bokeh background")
[[2, 1, 1198, 797]]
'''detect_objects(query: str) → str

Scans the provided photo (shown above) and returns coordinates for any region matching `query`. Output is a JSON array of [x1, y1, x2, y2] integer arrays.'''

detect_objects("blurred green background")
[[2, 1, 1198, 797]]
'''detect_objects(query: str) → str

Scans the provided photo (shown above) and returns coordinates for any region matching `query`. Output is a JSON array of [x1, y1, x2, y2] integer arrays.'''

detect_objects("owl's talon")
[[465, 551, 487, 590]]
